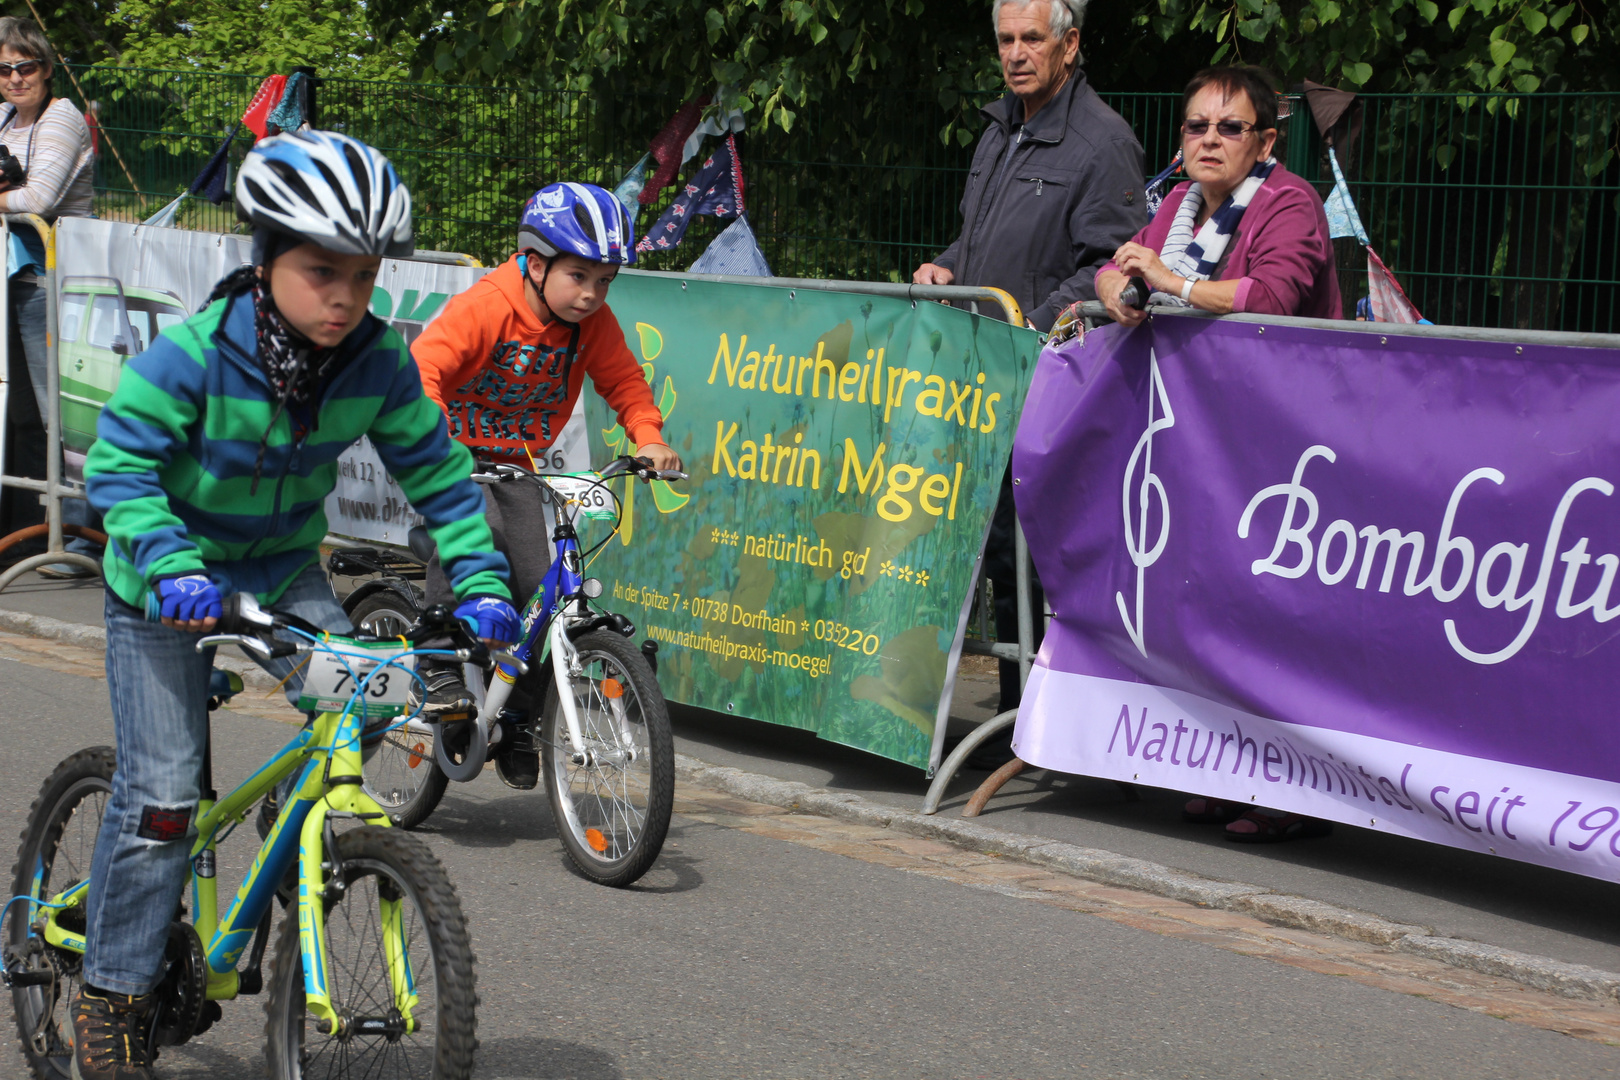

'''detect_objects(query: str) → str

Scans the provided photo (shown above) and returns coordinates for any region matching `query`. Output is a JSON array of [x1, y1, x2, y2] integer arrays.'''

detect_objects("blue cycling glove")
[[456, 595, 519, 645], [154, 574, 223, 624]]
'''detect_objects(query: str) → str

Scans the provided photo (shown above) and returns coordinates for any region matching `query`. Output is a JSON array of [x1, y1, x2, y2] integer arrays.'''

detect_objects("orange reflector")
[[585, 828, 609, 852], [602, 678, 624, 699], [408, 742, 426, 769]]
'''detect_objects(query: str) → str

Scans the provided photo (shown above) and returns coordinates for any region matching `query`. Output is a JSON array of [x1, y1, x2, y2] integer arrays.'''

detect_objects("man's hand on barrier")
[[1097, 269, 1148, 328], [912, 262, 955, 286]]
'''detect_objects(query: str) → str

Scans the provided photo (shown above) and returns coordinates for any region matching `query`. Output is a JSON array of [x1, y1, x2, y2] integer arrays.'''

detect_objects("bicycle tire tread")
[[541, 630, 674, 888], [8, 746, 116, 1080], [262, 826, 478, 1080]]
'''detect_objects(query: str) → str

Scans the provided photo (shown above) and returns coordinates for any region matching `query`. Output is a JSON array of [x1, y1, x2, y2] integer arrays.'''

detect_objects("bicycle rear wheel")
[[539, 630, 674, 887], [264, 826, 476, 1080], [6, 746, 115, 1080]]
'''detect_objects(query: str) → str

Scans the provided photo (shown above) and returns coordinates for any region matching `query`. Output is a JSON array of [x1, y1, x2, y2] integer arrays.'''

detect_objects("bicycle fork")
[[295, 711, 419, 1037]]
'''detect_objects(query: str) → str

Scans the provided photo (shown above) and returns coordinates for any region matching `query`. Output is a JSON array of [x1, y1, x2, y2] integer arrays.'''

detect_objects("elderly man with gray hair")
[[915, 0, 1145, 755]]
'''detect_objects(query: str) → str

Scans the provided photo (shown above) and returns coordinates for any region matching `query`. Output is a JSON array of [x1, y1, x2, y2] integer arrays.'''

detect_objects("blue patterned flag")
[[637, 134, 744, 253]]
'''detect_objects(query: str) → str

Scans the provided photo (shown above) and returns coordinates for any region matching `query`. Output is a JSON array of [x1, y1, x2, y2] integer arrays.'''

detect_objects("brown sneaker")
[[71, 986, 155, 1080]]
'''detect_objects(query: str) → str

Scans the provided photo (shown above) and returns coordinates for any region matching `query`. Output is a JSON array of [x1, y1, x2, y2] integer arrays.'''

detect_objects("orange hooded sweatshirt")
[[413, 255, 663, 466]]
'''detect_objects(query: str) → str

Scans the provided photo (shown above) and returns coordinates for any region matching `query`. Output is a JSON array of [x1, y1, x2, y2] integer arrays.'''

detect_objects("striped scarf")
[[1154, 157, 1277, 306]]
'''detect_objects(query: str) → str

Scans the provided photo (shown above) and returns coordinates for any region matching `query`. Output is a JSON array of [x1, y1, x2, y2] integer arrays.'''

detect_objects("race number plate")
[[542, 472, 617, 521], [295, 638, 415, 718]]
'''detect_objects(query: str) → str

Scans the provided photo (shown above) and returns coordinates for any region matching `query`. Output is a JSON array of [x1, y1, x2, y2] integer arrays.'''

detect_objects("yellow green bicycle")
[[2, 595, 522, 1078]]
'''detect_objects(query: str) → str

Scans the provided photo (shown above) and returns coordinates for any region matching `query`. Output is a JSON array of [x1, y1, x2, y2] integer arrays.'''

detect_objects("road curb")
[[673, 753, 1620, 1006], [0, 607, 284, 691], [3, 603, 1613, 1008]]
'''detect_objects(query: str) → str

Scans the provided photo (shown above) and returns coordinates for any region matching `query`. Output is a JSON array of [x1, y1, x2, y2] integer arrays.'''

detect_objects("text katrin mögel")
[[1239, 444, 1617, 665], [706, 333, 995, 524]]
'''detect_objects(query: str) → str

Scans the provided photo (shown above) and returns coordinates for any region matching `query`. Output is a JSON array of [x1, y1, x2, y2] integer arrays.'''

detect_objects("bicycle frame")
[[494, 526, 588, 736], [447, 503, 592, 777], [36, 702, 414, 1036]]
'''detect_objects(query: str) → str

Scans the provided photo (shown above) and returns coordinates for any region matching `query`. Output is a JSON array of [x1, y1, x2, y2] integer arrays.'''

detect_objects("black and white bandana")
[[250, 277, 336, 412]]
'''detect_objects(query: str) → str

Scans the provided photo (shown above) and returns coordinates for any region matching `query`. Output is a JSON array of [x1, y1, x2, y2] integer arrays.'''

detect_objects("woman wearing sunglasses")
[[1096, 65, 1340, 329], [0, 16, 98, 578]]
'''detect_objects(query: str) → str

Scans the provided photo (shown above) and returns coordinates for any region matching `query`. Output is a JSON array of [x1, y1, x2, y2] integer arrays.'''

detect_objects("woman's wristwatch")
[[1180, 277, 1196, 302]]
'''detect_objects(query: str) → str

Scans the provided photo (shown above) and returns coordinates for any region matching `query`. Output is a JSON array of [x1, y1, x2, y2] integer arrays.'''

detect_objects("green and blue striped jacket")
[[85, 290, 510, 608]]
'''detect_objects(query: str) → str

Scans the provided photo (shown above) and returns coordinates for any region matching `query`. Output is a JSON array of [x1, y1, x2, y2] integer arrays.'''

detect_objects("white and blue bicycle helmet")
[[235, 130, 414, 258], [517, 182, 636, 266]]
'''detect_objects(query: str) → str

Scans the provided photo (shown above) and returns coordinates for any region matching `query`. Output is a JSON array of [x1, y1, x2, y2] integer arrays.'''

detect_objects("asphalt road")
[[7, 575, 1618, 978], [0, 640, 1615, 1077]]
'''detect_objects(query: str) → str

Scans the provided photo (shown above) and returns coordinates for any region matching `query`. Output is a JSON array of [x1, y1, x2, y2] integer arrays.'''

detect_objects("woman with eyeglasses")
[[0, 16, 98, 578], [1096, 65, 1341, 329]]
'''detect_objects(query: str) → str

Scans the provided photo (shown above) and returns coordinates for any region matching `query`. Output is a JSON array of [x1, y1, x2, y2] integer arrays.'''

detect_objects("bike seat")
[[406, 525, 436, 565]]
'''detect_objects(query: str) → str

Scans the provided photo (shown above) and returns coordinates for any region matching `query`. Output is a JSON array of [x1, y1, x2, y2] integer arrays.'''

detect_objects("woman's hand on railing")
[[1097, 269, 1149, 328]]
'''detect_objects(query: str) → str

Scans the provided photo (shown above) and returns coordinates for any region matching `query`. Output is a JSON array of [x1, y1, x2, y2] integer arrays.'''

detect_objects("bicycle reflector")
[[601, 678, 624, 699], [581, 578, 604, 598], [585, 828, 609, 853]]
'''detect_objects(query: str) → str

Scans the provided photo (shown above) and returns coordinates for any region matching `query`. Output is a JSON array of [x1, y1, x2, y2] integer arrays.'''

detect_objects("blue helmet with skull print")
[[517, 182, 636, 266]]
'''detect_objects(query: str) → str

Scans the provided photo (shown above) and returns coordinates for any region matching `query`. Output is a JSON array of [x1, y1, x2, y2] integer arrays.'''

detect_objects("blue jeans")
[[83, 565, 350, 995]]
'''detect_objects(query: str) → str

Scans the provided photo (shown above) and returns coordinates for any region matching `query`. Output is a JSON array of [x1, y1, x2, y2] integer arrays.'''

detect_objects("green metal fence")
[[57, 66, 1620, 332]]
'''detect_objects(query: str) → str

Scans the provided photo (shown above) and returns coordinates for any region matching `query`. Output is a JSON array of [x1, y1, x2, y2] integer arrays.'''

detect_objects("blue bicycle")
[[365, 455, 684, 888]]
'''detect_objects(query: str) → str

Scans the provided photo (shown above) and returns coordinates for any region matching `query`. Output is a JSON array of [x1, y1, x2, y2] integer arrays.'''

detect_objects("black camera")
[[0, 145, 27, 187]]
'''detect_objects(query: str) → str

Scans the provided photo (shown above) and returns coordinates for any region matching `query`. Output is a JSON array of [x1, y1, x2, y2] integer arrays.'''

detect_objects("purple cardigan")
[[1100, 164, 1343, 319]]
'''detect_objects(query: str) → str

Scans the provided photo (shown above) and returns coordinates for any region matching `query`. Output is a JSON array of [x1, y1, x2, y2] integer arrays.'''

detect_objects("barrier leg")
[[921, 708, 1017, 815], [0, 549, 101, 592], [0, 215, 101, 597], [1014, 517, 1033, 689], [962, 757, 1027, 818]]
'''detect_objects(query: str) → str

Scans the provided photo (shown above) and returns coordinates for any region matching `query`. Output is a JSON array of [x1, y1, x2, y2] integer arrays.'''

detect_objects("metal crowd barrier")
[[926, 300, 1620, 819], [629, 271, 1048, 799], [0, 214, 104, 592]]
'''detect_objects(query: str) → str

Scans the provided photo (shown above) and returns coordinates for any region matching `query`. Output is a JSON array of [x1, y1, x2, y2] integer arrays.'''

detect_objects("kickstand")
[[237, 906, 274, 995]]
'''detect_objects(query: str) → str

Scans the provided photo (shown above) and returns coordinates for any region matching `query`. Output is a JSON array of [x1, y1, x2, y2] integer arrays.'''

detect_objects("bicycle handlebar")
[[194, 593, 529, 674], [470, 455, 688, 486]]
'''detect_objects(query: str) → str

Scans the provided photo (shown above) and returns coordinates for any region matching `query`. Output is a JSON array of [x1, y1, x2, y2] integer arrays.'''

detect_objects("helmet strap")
[[520, 250, 580, 325]]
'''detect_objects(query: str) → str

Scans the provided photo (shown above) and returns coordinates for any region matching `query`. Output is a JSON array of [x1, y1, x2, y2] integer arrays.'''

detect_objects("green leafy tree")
[[105, 0, 418, 79], [1145, 0, 1617, 93]]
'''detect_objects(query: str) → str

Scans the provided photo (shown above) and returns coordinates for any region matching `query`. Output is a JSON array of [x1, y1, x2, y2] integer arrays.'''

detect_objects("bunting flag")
[[241, 75, 288, 139], [642, 95, 711, 204], [1367, 246, 1426, 323], [637, 134, 745, 254], [688, 214, 772, 276]]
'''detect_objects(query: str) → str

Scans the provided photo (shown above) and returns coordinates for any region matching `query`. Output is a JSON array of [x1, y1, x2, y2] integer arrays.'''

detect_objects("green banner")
[[584, 273, 1038, 770]]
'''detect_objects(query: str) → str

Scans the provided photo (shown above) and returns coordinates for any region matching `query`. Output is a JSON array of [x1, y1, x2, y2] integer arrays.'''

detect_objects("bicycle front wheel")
[[264, 826, 476, 1080], [6, 746, 115, 1080], [362, 720, 450, 830], [540, 629, 674, 887]]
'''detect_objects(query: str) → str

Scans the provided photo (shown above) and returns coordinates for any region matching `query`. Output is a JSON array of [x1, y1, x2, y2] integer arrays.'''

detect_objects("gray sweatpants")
[[423, 479, 551, 715]]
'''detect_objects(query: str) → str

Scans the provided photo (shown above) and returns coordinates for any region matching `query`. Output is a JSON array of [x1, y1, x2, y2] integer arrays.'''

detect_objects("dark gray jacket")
[[935, 71, 1146, 331]]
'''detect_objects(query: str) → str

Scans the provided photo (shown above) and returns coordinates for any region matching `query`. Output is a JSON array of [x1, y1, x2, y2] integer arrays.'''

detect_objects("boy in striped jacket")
[[72, 132, 517, 1080]]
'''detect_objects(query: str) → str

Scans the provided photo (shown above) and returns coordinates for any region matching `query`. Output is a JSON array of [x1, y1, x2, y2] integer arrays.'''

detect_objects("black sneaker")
[[408, 666, 475, 720], [71, 986, 155, 1080], [494, 747, 539, 789], [492, 711, 538, 789]]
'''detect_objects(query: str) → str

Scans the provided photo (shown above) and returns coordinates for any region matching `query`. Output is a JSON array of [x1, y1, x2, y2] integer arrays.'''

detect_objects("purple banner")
[[1010, 314, 1620, 881]]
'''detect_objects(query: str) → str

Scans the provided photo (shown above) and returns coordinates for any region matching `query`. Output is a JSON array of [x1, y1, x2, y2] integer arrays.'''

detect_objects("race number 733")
[[295, 639, 415, 718]]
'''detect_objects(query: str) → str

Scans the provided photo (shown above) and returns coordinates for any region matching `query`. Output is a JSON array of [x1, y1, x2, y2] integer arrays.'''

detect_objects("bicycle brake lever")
[[195, 634, 274, 658], [491, 650, 530, 675]]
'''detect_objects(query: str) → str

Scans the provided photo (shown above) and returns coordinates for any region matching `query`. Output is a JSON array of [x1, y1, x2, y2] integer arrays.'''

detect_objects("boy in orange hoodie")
[[412, 182, 681, 786]]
